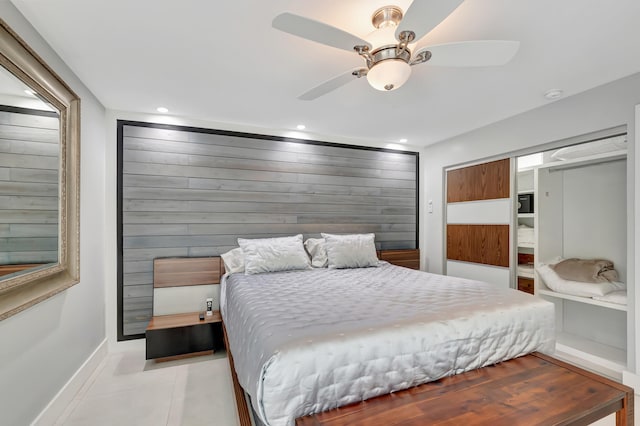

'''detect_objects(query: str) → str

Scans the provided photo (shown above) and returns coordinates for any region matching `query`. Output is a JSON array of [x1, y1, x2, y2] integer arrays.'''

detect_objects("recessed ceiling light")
[[156, 107, 169, 113], [543, 89, 564, 100], [399, 138, 408, 143], [386, 143, 406, 151], [296, 124, 306, 130]]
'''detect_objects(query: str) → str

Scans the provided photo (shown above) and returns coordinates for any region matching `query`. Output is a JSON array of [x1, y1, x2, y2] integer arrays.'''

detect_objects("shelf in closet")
[[538, 150, 627, 172], [555, 331, 626, 375], [516, 265, 534, 279], [517, 242, 534, 249], [517, 213, 534, 219], [537, 288, 627, 312]]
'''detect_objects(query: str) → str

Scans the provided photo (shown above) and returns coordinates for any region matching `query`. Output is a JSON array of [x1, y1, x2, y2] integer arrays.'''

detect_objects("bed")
[[221, 249, 555, 426]]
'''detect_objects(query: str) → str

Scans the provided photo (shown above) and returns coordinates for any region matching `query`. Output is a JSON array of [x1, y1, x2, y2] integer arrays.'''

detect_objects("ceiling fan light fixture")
[[367, 59, 411, 91], [371, 6, 403, 29], [273, 3, 519, 100]]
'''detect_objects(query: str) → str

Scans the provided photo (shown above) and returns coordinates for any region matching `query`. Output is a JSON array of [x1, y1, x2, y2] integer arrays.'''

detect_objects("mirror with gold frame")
[[0, 18, 80, 320]]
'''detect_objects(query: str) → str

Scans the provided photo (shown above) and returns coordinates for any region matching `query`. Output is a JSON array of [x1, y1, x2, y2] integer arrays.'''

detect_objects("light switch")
[[428, 200, 433, 213]]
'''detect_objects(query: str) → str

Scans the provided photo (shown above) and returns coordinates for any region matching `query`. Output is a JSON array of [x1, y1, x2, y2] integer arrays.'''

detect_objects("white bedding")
[[518, 223, 535, 245], [222, 263, 555, 426]]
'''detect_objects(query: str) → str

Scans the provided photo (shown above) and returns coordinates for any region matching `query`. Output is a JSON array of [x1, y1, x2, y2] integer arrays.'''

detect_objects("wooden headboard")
[[378, 249, 420, 270], [152, 257, 225, 316], [153, 257, 225, 288]]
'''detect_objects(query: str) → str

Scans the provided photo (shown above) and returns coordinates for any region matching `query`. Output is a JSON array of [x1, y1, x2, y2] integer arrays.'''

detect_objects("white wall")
[[562, 161, 627, 282], [0, 3, 107, 425], [421, 72, 639, 373]]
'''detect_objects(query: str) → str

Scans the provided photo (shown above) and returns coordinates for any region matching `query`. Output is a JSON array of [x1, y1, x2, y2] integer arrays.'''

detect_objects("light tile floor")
[[55, 349, 239, 426], [53, 346, 635, 426]]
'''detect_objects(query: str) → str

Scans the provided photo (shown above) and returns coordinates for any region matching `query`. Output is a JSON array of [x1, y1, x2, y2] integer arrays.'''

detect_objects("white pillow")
[[238, 234, 311, 275], [321, 233, 379, 269], [537, 263, 625, 297], [221, 247, 245, 274], [304, 238, 328, 268]]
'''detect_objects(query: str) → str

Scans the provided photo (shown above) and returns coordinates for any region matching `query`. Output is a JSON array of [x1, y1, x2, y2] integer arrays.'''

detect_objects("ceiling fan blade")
[[298, 69, 364, 101], [416, 40, 520, 67], [273, 13, 371, 52], [396, 0, 464, 43]]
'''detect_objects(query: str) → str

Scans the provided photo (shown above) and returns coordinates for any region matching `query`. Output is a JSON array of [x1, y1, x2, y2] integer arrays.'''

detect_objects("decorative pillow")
[[321, 233, 379, 269], [238, 234, 311, 275], [304, 238, 328, 268], [221, 247, 245, 274], [537, 263, 625, 297]]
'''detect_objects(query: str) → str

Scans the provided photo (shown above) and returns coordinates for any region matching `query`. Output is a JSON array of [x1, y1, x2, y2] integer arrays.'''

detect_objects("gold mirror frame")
[[0, 19, 80, 320]]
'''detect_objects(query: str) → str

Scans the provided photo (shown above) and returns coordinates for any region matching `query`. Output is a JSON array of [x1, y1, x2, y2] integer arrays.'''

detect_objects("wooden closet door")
[[445, 158, 513, 288]]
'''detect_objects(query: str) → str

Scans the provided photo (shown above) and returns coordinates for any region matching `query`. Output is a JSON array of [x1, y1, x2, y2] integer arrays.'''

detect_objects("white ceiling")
[[11, 0, 640, 147]]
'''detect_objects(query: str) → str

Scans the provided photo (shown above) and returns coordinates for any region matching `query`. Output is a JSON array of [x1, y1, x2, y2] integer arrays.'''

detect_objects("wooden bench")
[[296, 352, 634, 426]]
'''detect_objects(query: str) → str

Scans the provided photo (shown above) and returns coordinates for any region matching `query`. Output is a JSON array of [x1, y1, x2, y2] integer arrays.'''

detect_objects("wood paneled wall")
[[119, 121, 418, 337], [0, 107, 59, 265], [447, 158, 510, 203]]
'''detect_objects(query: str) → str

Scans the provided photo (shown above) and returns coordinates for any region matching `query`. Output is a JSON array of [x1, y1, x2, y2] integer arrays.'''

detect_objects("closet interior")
[[515, 134, 628, 379]]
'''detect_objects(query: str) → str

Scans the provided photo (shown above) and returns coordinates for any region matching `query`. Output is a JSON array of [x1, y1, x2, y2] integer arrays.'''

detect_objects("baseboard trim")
[[622, 370, 640, 394], [31, 338, 108, 426]]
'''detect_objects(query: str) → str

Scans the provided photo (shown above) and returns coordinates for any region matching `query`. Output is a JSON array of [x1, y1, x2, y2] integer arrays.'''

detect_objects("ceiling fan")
[[272, 1, 520, 100]]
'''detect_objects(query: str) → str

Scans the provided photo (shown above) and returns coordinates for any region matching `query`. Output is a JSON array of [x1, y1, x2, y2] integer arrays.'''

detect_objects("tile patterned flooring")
[[55, 349, 239, 426]]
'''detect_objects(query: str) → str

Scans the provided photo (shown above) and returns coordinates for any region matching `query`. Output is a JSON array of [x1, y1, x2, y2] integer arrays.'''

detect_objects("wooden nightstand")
[[145, 310, 223, 361]]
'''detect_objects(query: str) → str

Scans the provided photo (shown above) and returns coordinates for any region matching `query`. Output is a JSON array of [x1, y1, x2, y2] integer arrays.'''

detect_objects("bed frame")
[[226, 339, 633, 426], [163, 250, 633, 425], [220, 248, 421, 426]]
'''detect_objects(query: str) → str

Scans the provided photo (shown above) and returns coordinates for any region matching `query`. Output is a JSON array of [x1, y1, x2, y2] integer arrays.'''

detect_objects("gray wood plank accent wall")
[[118, 121, 418, 338], [0, 107, 59, 266]]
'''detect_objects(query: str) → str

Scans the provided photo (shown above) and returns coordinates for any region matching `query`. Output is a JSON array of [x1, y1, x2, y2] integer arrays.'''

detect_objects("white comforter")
[[222, 263, 555, 426]]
